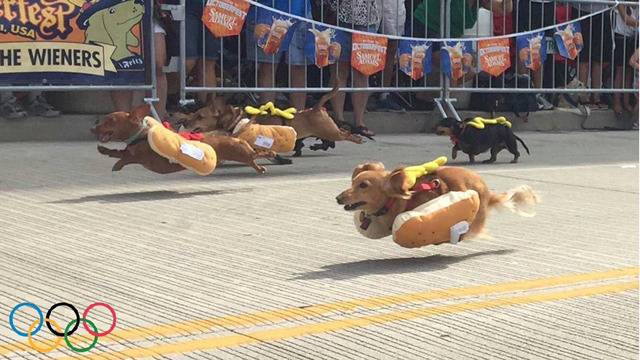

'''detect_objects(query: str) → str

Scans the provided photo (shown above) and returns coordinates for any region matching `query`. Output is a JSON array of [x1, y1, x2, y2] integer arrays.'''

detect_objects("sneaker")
[[376, 96, 406, 112], [536, 94, 554, 110], [632, 122, 638, 130], [27, 96, 60, 117], [0, 96, 27, 119]]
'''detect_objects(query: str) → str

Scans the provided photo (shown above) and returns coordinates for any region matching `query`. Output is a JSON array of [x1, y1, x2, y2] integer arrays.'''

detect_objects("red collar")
[[163, 121, 205, 141], [359, 180, 441, 230]]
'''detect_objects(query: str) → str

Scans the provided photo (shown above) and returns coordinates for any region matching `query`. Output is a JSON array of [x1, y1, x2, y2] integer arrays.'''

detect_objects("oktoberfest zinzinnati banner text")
[[0, 0, 151, 86], [204, 0, 591, 81]]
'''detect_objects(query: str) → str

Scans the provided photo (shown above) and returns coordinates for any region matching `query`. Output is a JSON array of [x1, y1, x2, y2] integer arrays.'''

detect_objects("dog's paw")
[[482, 159, 496, 164], [292, 150, 302, 157], [112, 163, 124, 171], [97, 145, 110, 154]]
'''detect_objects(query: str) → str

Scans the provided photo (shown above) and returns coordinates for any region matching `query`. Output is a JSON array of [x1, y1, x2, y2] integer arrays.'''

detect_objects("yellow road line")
[[0, 267, 637, 356], [60, 281, 638, 359]]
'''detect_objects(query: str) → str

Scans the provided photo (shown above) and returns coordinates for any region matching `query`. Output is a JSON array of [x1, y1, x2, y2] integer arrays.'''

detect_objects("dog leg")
[[293, 139, 305, 157], [468, 154, 475, 164], [451, 145, 459, 160], [505, 137, 521, 163], [483, 146, 503, 164], [98, 145, 125, 159], [271, 155, 292, 165], [249, 160, 267, 174], [112, 158, 134, 171]]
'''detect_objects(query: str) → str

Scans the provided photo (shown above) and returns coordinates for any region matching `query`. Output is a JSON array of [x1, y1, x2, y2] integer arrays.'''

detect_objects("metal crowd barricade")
[[0, 0, 160, 119], [178, 0, 638, 121]]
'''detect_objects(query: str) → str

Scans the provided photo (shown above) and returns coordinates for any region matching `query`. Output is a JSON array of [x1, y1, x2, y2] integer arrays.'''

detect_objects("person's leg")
[[111, 91, 134, 112], [590, 61, 603, 105], [289, 65, 307, 110], [613, 65, 624, 114], [330, 61, 350, 123], [155, 31, 169, 119], [351, 70, 371, 131], [258, 62, 276, 104], [623, 67, 634, 111], [193, 59, 217, 104]]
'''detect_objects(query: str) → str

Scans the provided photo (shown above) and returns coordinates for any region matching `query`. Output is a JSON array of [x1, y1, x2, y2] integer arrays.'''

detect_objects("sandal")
[[353, 126, 375, 140]]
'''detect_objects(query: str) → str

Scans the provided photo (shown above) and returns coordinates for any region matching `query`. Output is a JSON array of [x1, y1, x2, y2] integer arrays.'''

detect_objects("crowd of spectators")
[[1, 0, 637, 130]]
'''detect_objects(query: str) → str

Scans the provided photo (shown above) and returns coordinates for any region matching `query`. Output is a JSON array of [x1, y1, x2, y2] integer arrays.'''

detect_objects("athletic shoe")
[[27, 96, 60, 117], [0, 96, 27, 119], [536, 94, 554, 110], [376, 96, 406, 112]]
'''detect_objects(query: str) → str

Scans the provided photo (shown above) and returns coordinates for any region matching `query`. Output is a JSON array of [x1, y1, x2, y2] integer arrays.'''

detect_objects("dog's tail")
[[515, 135, 530, 155], [489, 185, 539, 217], [313, 82, 340, 112]]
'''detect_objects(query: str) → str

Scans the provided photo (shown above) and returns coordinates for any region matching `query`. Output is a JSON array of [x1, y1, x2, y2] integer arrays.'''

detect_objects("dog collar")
[[125, 117, 149, 145], [359, 180, 440, 231]]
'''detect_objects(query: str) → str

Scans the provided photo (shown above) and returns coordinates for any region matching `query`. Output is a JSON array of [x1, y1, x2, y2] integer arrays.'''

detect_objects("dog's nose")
[[336, 195, 344, 205]]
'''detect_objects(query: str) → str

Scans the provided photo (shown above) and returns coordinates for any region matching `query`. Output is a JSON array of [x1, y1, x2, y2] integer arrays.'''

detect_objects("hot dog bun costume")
[[232, 118, 297, 153], [146, 117, 217, 176], [353, 156, 480, 248]]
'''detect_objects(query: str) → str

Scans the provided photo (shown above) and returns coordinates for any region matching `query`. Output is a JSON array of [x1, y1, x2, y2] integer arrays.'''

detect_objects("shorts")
[[245, 21, 309, 65], [181, 0, 221, 59], [614, 34, 636, 68], [516, 0, 556, 33], [379, 0, 406, 36], [337, 22, 380, 62], [578, 10, 613, 63]]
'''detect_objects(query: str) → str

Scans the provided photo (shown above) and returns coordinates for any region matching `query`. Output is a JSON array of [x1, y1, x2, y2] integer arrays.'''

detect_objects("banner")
[[255, 7, 296, 55], [304, 25, 346, 68], [351, 33, 387, 76], [441, 41, 474, 81], [0, 0, 151, 86], [398, 40, 432, 80], [478, 38, 511, 77], [554, 22, 583, 60], [517, 32, 547, 71], [203, 0, 250, 37]]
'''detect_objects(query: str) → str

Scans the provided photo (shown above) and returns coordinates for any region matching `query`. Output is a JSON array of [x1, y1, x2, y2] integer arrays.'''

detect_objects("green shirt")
[[413, 0, 478, 38]]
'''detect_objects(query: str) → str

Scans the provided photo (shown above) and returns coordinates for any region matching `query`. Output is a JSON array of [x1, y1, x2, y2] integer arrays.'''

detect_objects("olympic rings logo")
[[9, 302, 117, 353]]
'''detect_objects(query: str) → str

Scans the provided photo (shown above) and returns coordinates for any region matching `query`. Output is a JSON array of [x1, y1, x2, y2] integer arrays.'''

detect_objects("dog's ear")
[[352, 162, 385, 180], [383, 169, 413, 199], [129, 104, 150, 121]]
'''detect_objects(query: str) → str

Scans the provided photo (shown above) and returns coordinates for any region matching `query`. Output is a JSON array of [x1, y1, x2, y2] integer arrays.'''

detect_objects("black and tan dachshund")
[[435, 117, 530, 164]]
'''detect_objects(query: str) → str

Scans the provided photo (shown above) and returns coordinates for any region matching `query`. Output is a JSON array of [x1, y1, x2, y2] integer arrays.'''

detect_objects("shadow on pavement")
[[49, 188, 253, 204], [291, 249, 515, 280]]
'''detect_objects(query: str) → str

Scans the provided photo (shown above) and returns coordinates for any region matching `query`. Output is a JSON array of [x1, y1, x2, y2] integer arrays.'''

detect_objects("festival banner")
[[255, 7, 296, 55], [478, 38, 511, 77], [517, 31, 547, 71], [0, 0, 151, 86], [398, 40, 432, 80], [554, 22, 583, 60], [351, 33, 388, 76], [304, 25, 346, 68], [441, 41, 474, 81], [203, 0, 250, 37]]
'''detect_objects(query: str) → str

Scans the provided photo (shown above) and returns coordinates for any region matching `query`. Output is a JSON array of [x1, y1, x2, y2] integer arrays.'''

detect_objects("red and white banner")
[[203, 0, 250, 37], [351, 33, 388, 76]]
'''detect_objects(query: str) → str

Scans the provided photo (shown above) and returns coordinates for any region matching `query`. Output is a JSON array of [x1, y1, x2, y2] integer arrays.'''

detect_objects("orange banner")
[[351, 33, 387, 76], [203, 0, 249, 37], [478, 38, 511, 77]]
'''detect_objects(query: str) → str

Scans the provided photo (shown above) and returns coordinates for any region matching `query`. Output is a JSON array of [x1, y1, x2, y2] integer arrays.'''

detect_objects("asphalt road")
[[0, 131, 638, 359]]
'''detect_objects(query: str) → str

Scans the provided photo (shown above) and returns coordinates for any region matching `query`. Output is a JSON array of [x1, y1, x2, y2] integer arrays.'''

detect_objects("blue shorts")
[[245, 22, 310, 65], [184, 0, 220, 59], [337, 22, 379, 62]]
